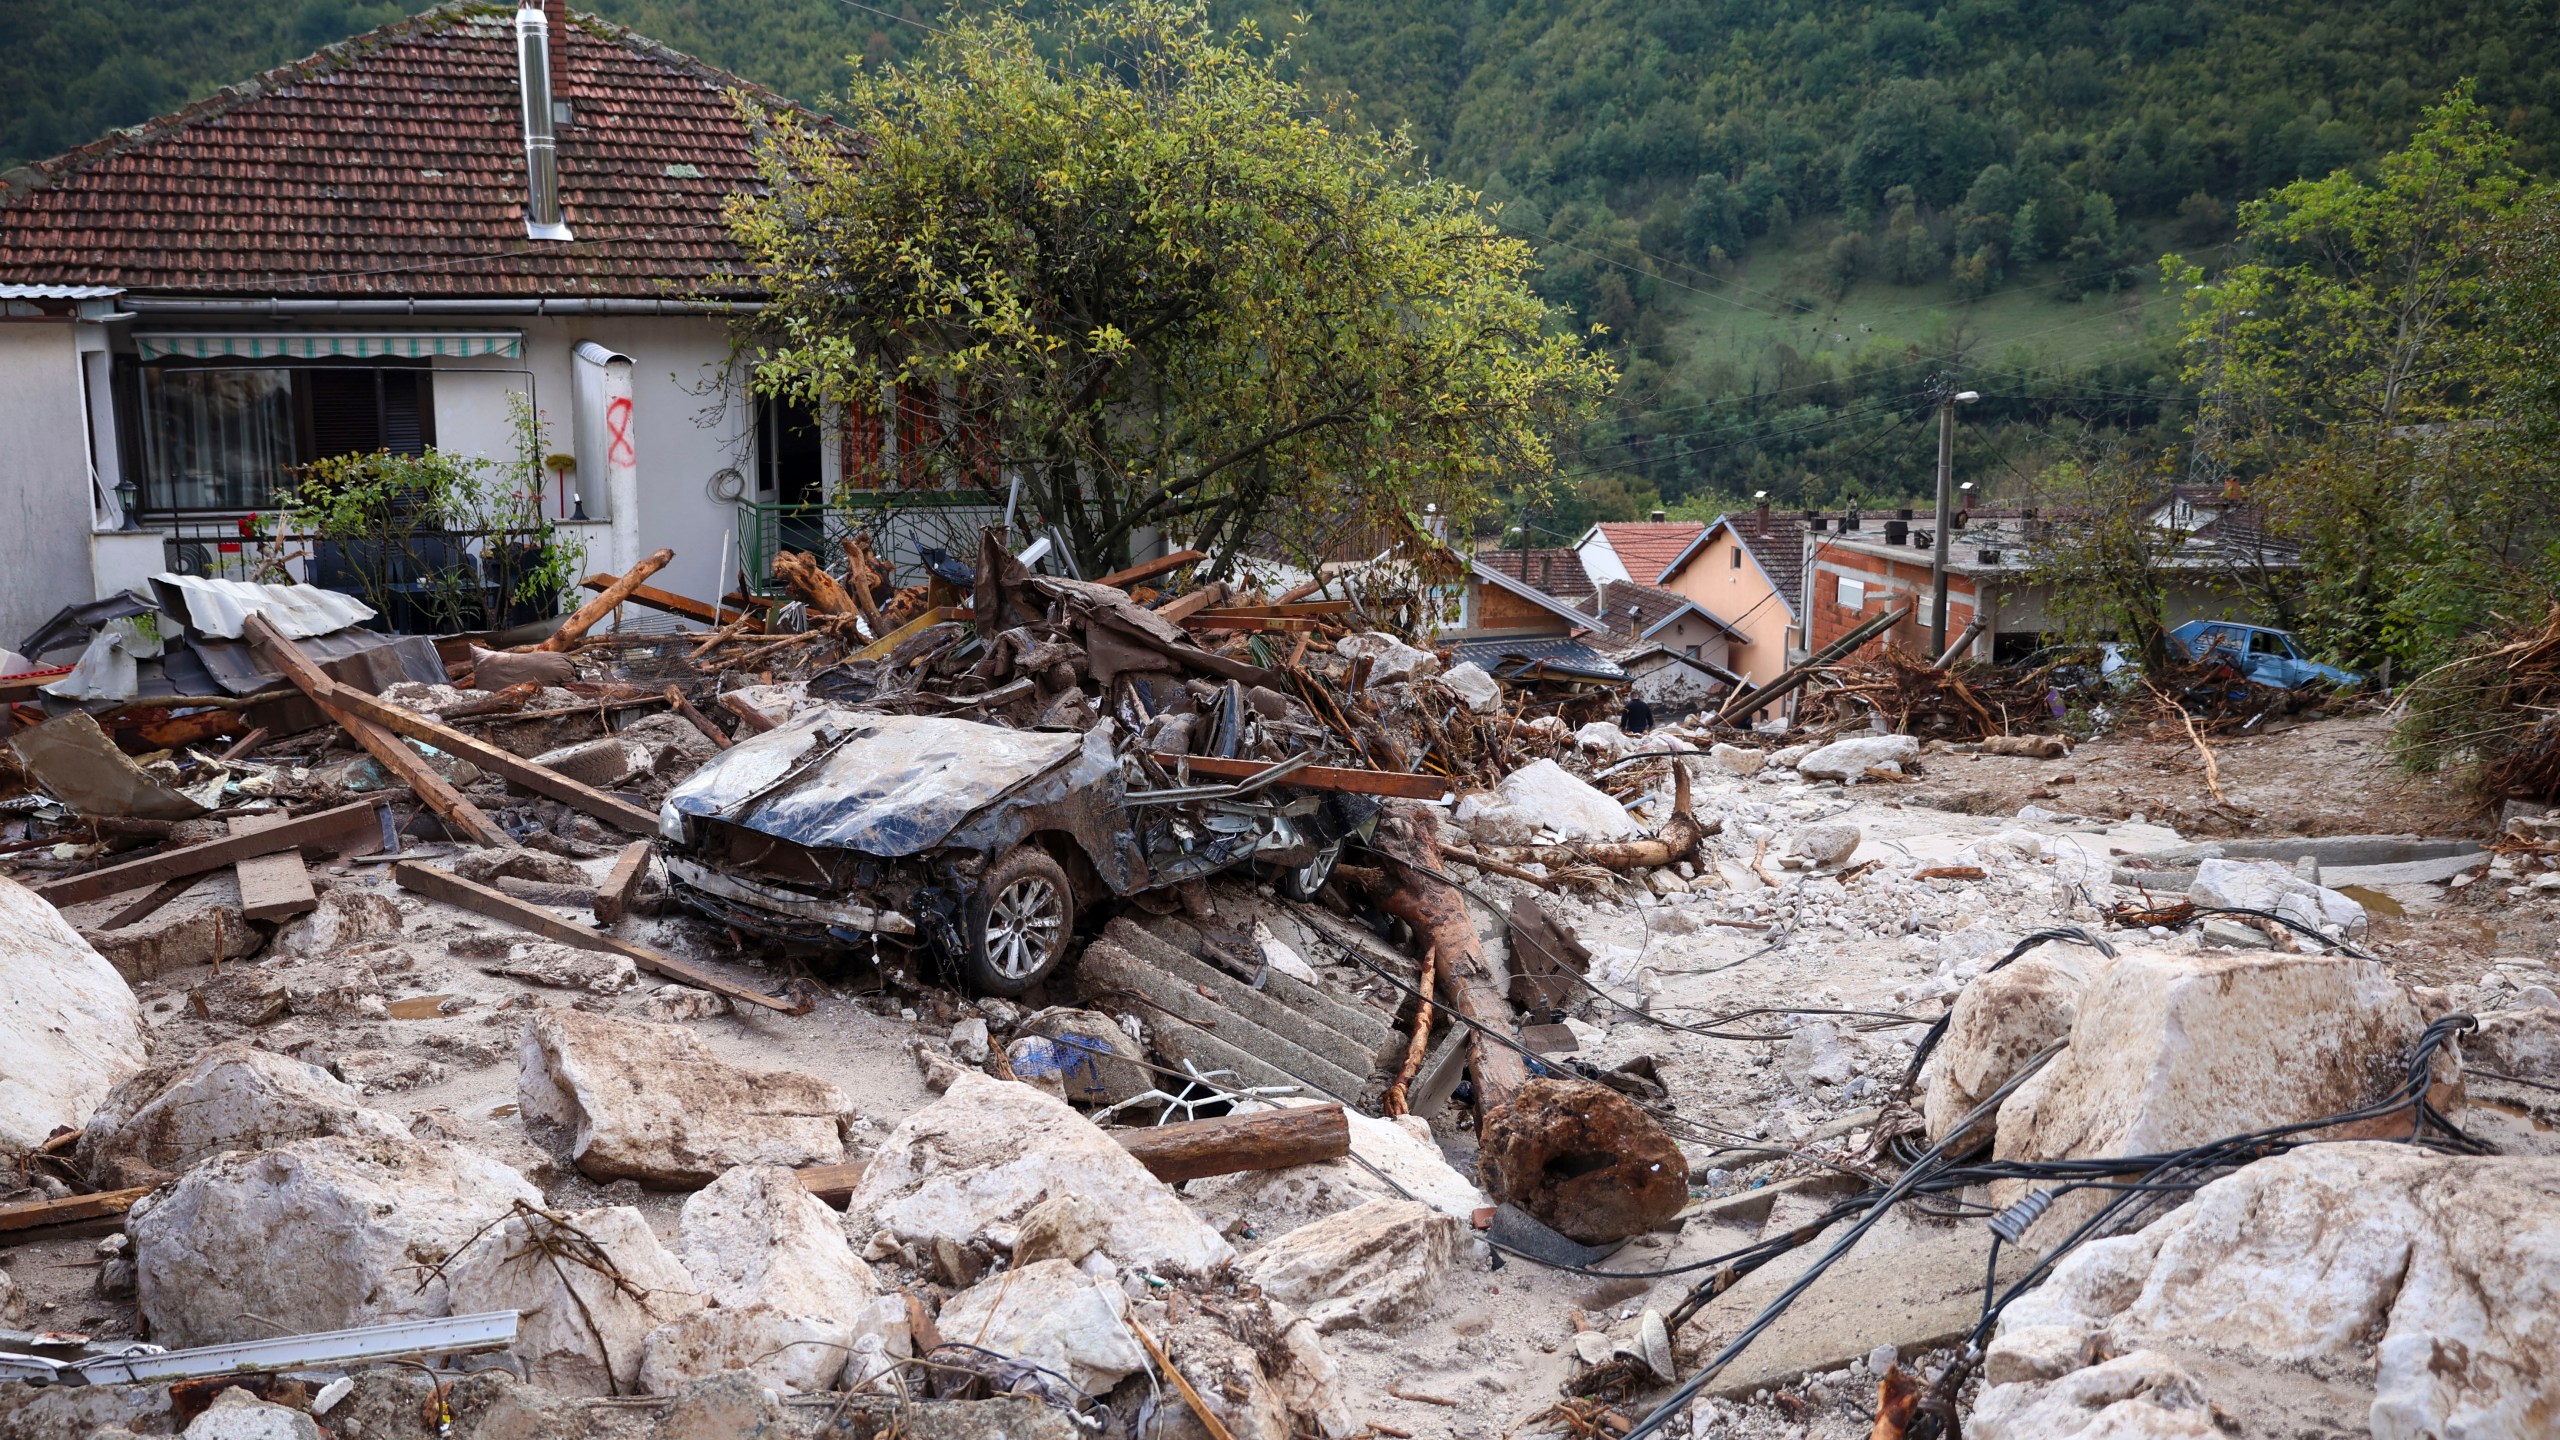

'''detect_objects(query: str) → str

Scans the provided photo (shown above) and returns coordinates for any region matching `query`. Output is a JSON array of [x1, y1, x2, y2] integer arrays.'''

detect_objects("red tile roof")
[[1592, 522, 1705, 584], [1585, 580, 1741, 641], [1477, 546, 1595, 603], [0, 4, 816, 299], [1656, 513, 1808, 617]]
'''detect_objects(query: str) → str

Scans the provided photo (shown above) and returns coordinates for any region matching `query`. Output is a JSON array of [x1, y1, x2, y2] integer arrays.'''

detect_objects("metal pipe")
[[516, 2, 572, 241]]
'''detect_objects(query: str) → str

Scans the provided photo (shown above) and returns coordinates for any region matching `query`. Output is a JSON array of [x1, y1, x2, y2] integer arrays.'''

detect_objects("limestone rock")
[[79, 875, 264, 980], [1993, 951, 2437, 1222], [77, 1044, 406, 1189], [1014, 1193, 1110, 1267], [1970, 1351, 2220, 1440], [526, 737, 657, 791], [0, 874, 148, 1149], [1439, 662, 1501, 713], [638, 985, 730, 1022], [131, 1134, 541, 1347], [1488, 759, 1640, 842], [2471, 1006, 2560, 1082], [1708, 742, 1765, 776], [180, 1387, 321, 1440], [844, 1072, 1233, 1275], [453, 847, 589, 888], [1005, 1008, 1150, 1105], [934, 1259, 1148, 1395], [517, 1008, 849, 1186], [1478, 1078, 1688, 1244], [1148, 1298, 1359, 1440], [1795, 734, 1920, 780], [1333, 632, 1439, 685], [273, 888, 405, 958], [1240, 1199, 1462, 1332], [1791, 821, 1862, 867], [638, 1302, 851, 1396], [487, 942, 640, 994], [444, 1203, 703, 1397], [1766, 742, 1814, 770], [678, 1164, 878, 1320], [1921, 946, 2106, 1146], [2188, 857, 2364, 932], [1574, 721, 1635, 757]]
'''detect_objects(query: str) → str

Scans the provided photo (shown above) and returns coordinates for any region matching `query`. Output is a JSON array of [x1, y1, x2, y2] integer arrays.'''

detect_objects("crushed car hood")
[[661, 708, 1091, 856]]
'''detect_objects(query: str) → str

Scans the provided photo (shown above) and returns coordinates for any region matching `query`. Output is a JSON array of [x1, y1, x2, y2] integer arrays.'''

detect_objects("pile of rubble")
[[2, 528, 2555, 1440]]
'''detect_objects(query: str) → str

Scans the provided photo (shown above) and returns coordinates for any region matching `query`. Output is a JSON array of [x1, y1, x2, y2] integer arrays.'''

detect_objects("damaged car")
[[655, 706, 1374, 994]]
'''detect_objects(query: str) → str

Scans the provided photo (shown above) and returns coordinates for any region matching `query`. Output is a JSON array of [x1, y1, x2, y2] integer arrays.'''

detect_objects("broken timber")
[[247, 614, 656, 836], [1111, 1103, 1351, 1182], [227, 812, 318, 923], [36, 799, 384, 908], [242, 614, 512, 848], [0, 1186, 151, 1246], [1151, 754, 1453, 801], [577, 573, 763, 632], [1094, 549, 1207, 589], [526, 548, 675, 652], [592, 840, 651, 925], [1367, 805, 1530, 1116], [392, 861, 809, 1015]]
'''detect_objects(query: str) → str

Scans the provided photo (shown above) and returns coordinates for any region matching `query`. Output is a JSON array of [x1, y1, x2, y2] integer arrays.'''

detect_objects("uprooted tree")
[[723, 0, 1613, 580]]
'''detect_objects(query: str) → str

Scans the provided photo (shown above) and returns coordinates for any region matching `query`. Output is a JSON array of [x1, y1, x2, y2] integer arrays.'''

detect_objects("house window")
[[127, 361, 434, 515], [755, 396, 825, 506], [1730, 548, 1741, 569], [1838, 574, 1866, 610]]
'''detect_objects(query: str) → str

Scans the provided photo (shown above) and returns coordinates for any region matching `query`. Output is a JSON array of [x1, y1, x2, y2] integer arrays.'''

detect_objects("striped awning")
[[135, 330, 523, 361]]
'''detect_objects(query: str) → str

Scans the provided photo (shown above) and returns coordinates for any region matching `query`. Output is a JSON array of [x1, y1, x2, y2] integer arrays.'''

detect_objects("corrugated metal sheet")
[[148, 575, 375, 640], [1448, 636, 1628, 682]]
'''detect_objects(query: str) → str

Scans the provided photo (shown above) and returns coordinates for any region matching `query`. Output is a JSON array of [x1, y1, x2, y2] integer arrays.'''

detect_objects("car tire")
[[965, 845, 1075, 996], [1277, 841, 1340, 902]]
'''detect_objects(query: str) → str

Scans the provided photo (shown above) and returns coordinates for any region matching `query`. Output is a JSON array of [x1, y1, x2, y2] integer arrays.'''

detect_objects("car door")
[[2246, 628, 2306, 686]]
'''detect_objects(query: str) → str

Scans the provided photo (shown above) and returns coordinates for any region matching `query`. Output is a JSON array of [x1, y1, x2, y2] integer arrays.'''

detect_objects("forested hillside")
[[10, 0, 2557, 520]]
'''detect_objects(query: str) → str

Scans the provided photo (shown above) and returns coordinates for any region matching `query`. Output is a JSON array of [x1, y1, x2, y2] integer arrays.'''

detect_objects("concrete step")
[[1134, 913, 1403, 1062]]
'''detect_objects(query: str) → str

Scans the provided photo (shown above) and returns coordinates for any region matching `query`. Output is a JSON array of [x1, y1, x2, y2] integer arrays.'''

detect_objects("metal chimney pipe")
[[517, 1, 574, 241]]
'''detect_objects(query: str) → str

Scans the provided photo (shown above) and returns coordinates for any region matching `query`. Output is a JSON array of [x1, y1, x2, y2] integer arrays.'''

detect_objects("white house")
[[0, 1, 991, 649]]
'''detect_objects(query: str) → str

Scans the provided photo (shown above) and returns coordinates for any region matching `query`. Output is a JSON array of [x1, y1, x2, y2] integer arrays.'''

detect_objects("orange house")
[[1651, 512, 1805, 690]]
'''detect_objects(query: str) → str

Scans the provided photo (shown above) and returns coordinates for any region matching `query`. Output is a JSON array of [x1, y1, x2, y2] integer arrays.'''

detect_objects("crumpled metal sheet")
[[10, 711, 210, 820], [662, 707, 1087, 857], [148, 574, 376, 641], [189, 630, 442, 698]]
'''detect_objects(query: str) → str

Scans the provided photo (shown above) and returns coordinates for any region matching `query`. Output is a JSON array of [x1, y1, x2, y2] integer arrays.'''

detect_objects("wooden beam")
[[1109, 1104, 1349, 1183], [228, 813, 317, 923], [1183, 614, 1330, 633], [525, 548, 675, 652], [578, 574, 764, 632], [95, 873, 203, 931], [794, 1160, 868, 1209], [392, 861, 809, 1015], [1715, 605, 1909, 724], [1149, 753, 1451, 801], [0, 1186, 151, 1245], [243, 615, 513, 848], [721, 691, 780, 734], [262, 655, 658, 836], [665, 685, 731, 749], [1153, 584, 1226, 625], [849, 604, 964, 662], [1094, 549, 1206, 589], [1187, 600, 1354, 619], [36, 799, 384, 909], [592, 841, 652, 926]]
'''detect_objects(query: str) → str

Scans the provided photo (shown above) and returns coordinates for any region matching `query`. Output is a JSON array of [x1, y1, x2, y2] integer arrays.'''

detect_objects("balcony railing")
[[735, 494, 1007, 597]]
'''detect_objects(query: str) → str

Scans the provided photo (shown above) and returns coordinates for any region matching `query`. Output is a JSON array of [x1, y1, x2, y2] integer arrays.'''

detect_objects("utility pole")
[[1930, 388, 1979, 659]]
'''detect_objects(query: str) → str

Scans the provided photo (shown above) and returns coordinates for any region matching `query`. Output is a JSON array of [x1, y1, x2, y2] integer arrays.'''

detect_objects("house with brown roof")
[[1652, 508, 1806, 695], [0, 1, 966, 648], [1573, 518, 1705, 591]]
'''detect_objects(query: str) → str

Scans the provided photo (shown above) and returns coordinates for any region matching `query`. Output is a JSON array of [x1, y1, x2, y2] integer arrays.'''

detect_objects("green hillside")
[[8, 0, 2556, 517]]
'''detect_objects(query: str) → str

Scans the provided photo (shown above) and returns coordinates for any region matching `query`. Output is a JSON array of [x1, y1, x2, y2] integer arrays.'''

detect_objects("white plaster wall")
[[433, 316, 752, 607], [0, 324, 107, 652]]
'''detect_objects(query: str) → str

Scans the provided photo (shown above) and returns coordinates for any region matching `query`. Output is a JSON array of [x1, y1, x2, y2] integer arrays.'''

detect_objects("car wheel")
[[965, 845, 1075, 995], [1277, 841, 1340, 902]]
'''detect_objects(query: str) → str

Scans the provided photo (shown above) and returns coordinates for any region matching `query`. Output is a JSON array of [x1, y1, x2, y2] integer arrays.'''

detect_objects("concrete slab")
[[1682, 1208, 2036, 1398]]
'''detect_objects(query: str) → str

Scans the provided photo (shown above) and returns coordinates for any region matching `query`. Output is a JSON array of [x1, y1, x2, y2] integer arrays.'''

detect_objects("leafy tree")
[[727, 1, 1611, 578], [2176, 85, 2550, 672]]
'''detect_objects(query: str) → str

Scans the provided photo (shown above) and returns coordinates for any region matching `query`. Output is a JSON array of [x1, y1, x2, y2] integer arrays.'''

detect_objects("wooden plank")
[[0, 1186, 151, 1244], [1183, 615, 1330, 633], [1149, 753, 1451, 801], [525, 548, 674, 652], [721, 691, 780, 734], [1188, 600, 1354, 619], [794, 1160, 869, 1209], [392, 861, 808, 1015], [665, 686, 731, 749], [578, 574, 764, 632], [242, 615, 513, 849], [1154, 584, 1227, 625], [1110, 1104, 1349, 1183], [849, 605, 964, 663], [35, 799, 383, 909], [592, 841, 652, 926], [1094, 549, 1207, 589], [228, 813, 317, 923], [95, 873, 202, 931], [274, 659, 659, 836]]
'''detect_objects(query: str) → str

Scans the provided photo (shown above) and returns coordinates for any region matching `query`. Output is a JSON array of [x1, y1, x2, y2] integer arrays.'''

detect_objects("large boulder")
[[1149, 1298, 1360, 1440], [2187, 857, 2365, 933], [844, 1073, 1234, 1276], [517, 1009, 849, 1186], [1239, 1199, 1463, 1333], [1438, 662, 1501, 713], [444, 1204, 703, 1397], [0, 873, 147, 1147], [936, 1260, 1148, 1395], [77, 1044, 407, 1189], [1478, 1078, 1688, 1244], [272, 887, 406, 959], [1795, 733, 1920, 780], [1983, 1145, 2560, 1440], [1992, 951, 2439, 1223], [1476, 759, 1640, 844], [130, 1134, 542, 1347], [1333, 633, 1439, 686], [1921, 946, 2108, 1146], [1186, 1108, 1487, 1239], [639, 1301, 889, 1397], [1971, 1351, 2220, 1440], [678, 1163, 878, 1318]]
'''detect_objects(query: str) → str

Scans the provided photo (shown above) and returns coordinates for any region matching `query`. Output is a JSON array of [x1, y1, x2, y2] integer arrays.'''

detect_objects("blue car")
[[2168, 621, 2362, 689]]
